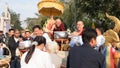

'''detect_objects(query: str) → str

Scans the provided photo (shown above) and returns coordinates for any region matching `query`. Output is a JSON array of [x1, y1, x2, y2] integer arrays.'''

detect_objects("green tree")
[[25, 13, 48, 31], [10, 10, 22, 30], [26, 0, 120, 31], [60, 0, 75, 31], [76, 0, 120, 31]]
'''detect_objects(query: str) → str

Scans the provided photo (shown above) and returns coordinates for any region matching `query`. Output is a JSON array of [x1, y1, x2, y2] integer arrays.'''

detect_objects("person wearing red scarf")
[[53, 18, 66, 31]]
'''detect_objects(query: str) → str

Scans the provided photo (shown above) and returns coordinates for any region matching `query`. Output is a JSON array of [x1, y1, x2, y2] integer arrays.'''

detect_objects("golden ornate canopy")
[[37, 0, 64, 16]]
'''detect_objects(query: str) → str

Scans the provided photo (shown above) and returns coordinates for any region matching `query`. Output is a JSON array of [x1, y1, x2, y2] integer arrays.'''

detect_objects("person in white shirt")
[[31, 25, 52, 43], [21, 36, 55, 68], [95, 27, 105, 51]]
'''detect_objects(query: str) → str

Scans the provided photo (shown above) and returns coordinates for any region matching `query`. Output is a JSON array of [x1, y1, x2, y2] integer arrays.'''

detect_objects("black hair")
[[9, 29, 14, 32], [0, 31, 3, 33], [25, 31, 31, 34], [96, 27, 104, 34], [32, 25, 41, 31], [14, 29, 20, 32], [25, 36, 46, 64], [82, 28, 97, 44], [54, 17, 63, 22]]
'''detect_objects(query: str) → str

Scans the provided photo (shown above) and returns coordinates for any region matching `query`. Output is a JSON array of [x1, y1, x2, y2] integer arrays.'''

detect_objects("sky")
[[0, 0, 41, 28]]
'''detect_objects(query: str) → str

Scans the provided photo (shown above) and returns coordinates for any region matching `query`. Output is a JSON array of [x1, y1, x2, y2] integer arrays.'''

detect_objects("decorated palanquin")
[[103, 13, 120, 68], [38, 0, 65, 39]]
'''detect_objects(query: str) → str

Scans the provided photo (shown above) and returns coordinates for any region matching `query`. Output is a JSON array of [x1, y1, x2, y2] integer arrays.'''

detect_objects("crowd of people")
[[0, 17, 120, 68]]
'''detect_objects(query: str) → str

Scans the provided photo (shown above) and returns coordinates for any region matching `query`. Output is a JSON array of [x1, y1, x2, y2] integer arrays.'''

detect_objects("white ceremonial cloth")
[[95, 35, 105, 51], [96, 35, 105, 47], [21, 48, 55, 68]]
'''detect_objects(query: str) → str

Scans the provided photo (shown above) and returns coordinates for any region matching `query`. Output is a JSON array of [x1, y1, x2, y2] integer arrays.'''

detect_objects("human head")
[[25, 36, 46, 64], [82, 29, 97, 47], [32, 25, 43, 36], [33, 36, 46, 47], [25, 31, 31, 38], [0, 31, 3, 35], [96, 27, 104, 35], [14, 29, 20, 38], [8, 29, 14, 37], [21, 30, 26, 38], [55, 18, 62, 27], [76, 21, 84, 31]]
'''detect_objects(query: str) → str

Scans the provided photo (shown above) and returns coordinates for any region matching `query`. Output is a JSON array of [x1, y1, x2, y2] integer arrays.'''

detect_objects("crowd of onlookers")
[[0, 17, 120, 68]]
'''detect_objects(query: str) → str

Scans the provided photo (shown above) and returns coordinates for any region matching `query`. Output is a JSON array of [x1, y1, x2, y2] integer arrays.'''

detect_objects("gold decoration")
[[43, 0, 57, 1], [106, 13, 120, 33], [37, 0, 64, 16], [91, 22, 95, 29], [105, 13, 120, 67], [104, 29, 120, 48]]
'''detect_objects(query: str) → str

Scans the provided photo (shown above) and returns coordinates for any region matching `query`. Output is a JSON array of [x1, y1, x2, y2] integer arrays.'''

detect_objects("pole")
[[73, 0, 77, 30]]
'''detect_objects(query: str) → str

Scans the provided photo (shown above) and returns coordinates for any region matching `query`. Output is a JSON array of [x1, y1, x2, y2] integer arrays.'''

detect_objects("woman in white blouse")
[[21, 36, 55, 68]]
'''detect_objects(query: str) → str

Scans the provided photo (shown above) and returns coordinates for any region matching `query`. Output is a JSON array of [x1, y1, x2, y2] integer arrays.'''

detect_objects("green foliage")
[[10, 10, 22, 30], [25, 13, 48, 31], [60, 0, 75, 31], [76, 0, 120, 31], [25, 0, 120, 31]]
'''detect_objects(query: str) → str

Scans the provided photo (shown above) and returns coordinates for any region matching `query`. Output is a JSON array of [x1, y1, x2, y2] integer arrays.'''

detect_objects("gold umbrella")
[[37, 0, 64, 16]]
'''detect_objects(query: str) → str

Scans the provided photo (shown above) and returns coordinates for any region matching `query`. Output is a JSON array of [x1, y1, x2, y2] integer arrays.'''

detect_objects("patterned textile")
[[103, 45, 117, 68]]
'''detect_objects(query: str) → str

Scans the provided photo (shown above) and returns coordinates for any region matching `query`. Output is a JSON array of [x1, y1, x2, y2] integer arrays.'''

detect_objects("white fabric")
[[0, 43, 6, 57], [95, 35, 105, 50], [46, 41, 65, 68], [69, 36, 83, 47], [50, 53, 62, 68], [0, 47, 3, 57], [14, 37, 19, 42], [96, 35, 105, 46], [43, 33, 52, 43], [21, 48, 55, 68], [15, 48, 21, 56]]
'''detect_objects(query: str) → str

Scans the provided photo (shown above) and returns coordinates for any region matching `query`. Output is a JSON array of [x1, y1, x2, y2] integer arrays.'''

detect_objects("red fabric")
[[54, 23, 66, 31], [110, 47, 116, 68], [78, 29, 84, 36]]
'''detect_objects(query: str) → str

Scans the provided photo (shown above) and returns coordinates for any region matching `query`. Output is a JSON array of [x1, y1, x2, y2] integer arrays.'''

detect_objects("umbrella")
[[37, 0, 64, 16]]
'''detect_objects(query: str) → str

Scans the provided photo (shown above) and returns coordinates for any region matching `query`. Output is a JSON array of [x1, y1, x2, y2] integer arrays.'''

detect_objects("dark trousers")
[[10, 56, 21, 68], [118, 59, 120, 68]]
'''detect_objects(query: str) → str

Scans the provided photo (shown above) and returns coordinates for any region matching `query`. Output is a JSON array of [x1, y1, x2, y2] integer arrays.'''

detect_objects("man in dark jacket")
[[0, 30, 6, 43], [8, 29, 21, 68], [118, 60, 120, 68], [67, 29, 105, 68]]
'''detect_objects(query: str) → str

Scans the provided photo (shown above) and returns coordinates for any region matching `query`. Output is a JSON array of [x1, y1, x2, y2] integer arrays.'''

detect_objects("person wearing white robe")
[[94, 27, 105, 51], [21, 36, 55, 68]]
